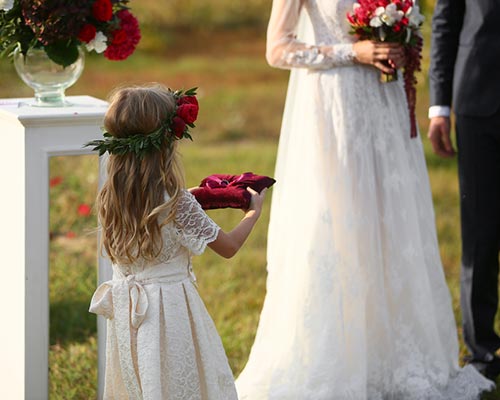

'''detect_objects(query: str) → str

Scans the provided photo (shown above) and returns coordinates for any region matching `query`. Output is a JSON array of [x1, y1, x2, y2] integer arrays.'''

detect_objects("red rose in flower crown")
[[168, 88, 199, 140], [178, 95, 199, 107], [347, 0, 424, 138], [177, 104, 199, 125], [0, 0, 141, 67], [172, 117, 187, 139]]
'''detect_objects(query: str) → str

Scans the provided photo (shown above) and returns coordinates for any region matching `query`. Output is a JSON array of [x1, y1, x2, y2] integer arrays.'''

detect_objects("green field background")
[[1, 1, 499, 398]]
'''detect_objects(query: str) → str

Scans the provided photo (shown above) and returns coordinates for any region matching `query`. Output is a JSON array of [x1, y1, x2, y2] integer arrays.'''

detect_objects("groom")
[[428, 0, 500, 378]]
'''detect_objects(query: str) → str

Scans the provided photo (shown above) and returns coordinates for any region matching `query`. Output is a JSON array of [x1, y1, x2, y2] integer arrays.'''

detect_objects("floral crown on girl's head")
[[85, 87, 198, 159]]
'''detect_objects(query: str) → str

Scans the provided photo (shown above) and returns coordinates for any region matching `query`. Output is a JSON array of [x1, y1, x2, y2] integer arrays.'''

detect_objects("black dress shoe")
[[484, 356, 500, 380], [467, 355, 500, 380]]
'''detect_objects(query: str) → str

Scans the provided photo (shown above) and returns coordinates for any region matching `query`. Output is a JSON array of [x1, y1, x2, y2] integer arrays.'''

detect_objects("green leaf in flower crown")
[[185, 87, 198, 96], [44, 41, 80, 67]]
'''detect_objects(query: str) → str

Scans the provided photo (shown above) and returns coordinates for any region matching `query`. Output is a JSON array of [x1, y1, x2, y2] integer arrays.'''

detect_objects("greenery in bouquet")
[[347, 0, 424, 137], [0, 0, 140, 67]]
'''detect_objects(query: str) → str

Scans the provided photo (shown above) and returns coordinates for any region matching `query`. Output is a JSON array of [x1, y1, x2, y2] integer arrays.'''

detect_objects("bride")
[[235, 0, 494, 398]]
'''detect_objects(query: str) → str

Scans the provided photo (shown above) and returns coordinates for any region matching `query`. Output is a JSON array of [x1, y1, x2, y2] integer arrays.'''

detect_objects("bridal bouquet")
[[347, 0, 424, 137], [0, 0, 140, 67]]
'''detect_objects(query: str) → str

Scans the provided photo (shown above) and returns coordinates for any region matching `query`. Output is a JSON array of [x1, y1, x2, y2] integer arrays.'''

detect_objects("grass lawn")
[[1, 1, 499, 397], [46, 142, 500, 399]]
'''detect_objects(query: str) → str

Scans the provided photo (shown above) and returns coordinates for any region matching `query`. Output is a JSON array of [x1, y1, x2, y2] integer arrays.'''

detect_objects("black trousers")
[[456, 108, 500, 360]]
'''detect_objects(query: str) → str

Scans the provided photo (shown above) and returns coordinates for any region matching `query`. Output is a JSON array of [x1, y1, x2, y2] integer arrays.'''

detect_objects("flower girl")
[[87, 84, 266, 399]]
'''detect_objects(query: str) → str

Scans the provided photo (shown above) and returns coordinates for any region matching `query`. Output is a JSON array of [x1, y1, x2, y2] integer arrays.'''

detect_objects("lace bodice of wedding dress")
[[235, 0, 494, 399]]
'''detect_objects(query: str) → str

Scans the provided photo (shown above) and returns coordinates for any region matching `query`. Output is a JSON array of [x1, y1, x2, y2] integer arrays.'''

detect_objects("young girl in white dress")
[[88, 84, 266, 400], [235, 0, 495, 399]]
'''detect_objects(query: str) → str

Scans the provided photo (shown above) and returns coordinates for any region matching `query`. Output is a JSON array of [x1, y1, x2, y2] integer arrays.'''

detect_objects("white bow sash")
[[89, 263, 197, 399]]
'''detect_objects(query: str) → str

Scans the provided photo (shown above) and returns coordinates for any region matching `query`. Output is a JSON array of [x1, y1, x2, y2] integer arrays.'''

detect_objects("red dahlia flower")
[[111, 29, 127, 45], [104, 10, 141, 61]]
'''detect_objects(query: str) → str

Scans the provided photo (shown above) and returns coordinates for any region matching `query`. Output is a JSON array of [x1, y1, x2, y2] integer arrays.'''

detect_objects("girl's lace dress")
[[235, 0, 494, 398], [90, 190, 238, 400]]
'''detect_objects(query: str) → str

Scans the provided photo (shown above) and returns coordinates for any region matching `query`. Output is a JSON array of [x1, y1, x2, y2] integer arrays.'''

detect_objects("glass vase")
[[13, 46, 85, 107]]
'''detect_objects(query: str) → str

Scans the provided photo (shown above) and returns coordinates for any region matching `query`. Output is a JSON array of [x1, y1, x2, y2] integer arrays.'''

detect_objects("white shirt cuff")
[[428, 105, 451, 119]]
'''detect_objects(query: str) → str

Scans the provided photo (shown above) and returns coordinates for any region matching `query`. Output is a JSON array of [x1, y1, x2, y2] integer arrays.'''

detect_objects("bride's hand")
[[353, 40, 406, 73]]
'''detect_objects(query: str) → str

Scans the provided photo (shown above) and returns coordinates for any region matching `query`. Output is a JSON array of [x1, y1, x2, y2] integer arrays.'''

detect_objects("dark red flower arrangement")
[[0, 0, 141, 67], [347, 0, 424, 138]]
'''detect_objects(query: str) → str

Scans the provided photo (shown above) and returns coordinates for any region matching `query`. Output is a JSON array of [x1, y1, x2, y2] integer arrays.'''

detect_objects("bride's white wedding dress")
[[235, 0, 494, 398]]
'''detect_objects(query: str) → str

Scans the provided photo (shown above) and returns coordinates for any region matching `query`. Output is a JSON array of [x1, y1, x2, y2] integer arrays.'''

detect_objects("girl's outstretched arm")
[[208, 188, 267, 258]]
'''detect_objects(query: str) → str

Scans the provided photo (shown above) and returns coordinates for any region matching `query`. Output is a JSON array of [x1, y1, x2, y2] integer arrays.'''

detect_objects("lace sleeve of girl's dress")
[[266, 0, 355, 69], [175, 190, 220, 256]]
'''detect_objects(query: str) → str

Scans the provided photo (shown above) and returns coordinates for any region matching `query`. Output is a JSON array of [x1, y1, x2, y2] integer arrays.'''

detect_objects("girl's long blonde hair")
[[97, 84, 185, 265]]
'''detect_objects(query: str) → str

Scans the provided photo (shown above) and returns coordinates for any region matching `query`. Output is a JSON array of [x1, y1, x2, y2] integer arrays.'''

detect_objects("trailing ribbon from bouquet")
[[347, 0, 425, 138]]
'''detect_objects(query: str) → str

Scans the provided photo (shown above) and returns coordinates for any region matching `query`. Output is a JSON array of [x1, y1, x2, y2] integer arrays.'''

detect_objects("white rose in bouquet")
[[0, 0, 14, 11]]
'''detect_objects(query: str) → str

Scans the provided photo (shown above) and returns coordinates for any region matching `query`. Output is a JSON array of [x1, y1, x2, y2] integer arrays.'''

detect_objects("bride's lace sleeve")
[[267, 0, 355, 69], [175, 190, 220, 255]]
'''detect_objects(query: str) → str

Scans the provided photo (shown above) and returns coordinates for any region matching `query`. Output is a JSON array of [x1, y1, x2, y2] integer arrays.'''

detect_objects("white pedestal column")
[[0, 96, 112, 400]]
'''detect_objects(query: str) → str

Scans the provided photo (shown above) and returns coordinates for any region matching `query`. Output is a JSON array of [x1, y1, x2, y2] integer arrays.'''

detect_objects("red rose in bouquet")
[[347, 0, 424, 137], [92, 0, 113, 22], [78, 24, 97, 43]]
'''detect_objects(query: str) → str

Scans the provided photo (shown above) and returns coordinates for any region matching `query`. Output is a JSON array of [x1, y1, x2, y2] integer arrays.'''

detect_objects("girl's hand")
[[353, 40, 405, 73], [244, 187, 267, 217], [208, 187, 267, 259]]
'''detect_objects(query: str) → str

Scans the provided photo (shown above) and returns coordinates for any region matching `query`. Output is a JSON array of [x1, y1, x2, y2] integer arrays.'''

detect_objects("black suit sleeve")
[[429, 0, 465, 107]]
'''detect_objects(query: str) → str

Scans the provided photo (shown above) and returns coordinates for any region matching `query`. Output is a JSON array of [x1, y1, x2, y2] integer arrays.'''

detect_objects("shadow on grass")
[[50, 299, 97, 346], [425, 150, 459, 171]]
